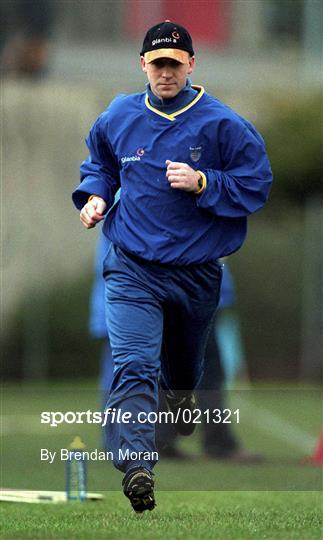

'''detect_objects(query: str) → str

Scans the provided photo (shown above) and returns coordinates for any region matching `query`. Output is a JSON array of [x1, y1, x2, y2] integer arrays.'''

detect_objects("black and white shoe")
[[165, 392, 197, 436], [122, 467, 155, 513]]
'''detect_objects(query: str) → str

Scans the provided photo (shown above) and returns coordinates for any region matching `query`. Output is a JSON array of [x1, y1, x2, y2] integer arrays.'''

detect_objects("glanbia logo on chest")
[[121, 148, 145, 164]]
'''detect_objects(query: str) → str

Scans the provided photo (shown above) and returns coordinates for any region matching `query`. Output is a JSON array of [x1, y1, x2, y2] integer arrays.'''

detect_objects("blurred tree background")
[[1, 0, 322, 381]]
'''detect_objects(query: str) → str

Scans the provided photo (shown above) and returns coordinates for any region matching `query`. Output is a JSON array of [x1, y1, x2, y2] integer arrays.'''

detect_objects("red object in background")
[[301, 429, 323, 466], [164, 0, 231, 46], [125, 0, 164, 39], [125, 0, 232, 47], [310, 430, 323, 465]]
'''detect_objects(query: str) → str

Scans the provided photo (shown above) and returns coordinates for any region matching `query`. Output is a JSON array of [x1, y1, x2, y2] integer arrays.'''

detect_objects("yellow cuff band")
[[88, 195, 97, 202], [195, 171, 207, 195]]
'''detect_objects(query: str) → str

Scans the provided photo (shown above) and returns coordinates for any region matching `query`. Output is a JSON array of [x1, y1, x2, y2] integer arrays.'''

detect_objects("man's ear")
[[140, 56, 147, 73], [187, 56, 195, 75]]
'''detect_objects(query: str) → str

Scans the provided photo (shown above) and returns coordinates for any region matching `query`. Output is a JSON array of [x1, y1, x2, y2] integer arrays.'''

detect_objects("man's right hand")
[[80, 196, 107, 229]]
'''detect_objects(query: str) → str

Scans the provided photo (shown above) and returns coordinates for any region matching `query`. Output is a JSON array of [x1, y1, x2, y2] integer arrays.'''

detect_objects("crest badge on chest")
[[189, 146, 202, 162]]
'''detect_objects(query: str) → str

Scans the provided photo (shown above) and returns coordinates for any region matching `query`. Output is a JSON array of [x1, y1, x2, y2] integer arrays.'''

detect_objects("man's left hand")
[[166, 160, 201, 193]]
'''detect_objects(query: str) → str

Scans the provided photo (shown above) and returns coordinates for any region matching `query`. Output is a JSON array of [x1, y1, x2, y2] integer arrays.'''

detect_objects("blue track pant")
[[103, 244, 222, 473]]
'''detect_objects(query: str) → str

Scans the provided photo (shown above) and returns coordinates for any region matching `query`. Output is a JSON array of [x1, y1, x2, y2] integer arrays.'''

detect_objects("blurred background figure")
[[0, 0, 55, 78], [214, 259, 246, 385], [89, 225, 261, 463], [88, 227, 114, 404]]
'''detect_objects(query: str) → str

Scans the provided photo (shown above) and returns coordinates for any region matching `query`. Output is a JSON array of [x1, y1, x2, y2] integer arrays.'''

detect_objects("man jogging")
[[72, 20, 272, 513]]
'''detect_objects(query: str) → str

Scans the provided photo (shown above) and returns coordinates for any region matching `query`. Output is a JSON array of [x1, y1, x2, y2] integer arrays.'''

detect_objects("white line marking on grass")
[[1, 404, 319, 455], [237, 397, 317, 453]]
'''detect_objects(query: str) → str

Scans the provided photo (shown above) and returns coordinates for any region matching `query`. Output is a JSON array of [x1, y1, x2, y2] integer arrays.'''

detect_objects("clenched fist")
[[166, 160, 201, 193], [80, 196, 107, 229]]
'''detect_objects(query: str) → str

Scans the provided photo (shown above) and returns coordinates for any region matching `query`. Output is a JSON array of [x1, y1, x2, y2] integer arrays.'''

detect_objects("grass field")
[[1, 382, 322, 538], [1, 491, 322, 539]]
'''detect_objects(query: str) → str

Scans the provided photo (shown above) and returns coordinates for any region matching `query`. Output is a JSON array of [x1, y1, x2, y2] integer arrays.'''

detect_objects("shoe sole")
[[123, 471, 156, 513], [130, 490, 155, 513]]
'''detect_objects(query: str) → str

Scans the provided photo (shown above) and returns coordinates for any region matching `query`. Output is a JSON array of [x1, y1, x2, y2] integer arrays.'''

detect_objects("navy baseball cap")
[[140, 20, 194, 64]]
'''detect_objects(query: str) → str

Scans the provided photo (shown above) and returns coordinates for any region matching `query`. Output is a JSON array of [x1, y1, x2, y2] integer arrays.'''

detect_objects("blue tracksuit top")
[[72, 85, 272, 265]]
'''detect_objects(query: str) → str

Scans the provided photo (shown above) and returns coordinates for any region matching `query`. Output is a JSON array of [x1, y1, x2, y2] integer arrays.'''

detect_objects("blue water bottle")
[[66, 436, 87, 501]]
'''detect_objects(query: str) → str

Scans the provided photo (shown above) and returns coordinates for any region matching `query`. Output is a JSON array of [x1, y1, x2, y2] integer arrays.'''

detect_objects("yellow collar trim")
[[145, 85, 205, 121]]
